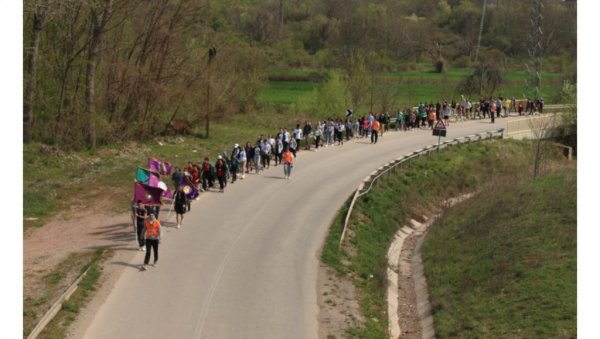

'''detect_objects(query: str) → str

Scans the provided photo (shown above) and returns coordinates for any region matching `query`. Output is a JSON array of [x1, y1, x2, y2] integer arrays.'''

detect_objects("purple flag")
[[148, 157, 173, 176], [133, 182, 163, 206], [181, 175, 199, 200], [162, 188, 174, 199]]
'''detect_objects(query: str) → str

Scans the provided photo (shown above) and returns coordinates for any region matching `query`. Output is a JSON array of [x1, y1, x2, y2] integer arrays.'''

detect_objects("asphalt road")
[[79, 119, 508, 339]]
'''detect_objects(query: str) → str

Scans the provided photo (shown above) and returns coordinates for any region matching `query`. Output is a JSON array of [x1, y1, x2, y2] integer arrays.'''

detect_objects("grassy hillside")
[[321, 139, 573, 338], [422, 169, 576, 338]]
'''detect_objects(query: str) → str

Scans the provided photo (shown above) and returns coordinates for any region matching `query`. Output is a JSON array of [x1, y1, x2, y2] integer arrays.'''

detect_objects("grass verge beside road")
[[321, 139, 572, 338], [422, 168, 576, 338], [25, 248, 112, 339]]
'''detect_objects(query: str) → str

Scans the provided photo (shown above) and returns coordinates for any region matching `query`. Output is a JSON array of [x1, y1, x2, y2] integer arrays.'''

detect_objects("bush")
[[434, 58, 448, 73]]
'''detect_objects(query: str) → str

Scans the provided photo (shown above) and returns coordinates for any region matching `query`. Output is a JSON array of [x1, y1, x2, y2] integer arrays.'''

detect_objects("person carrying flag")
[[173, 185, 189, 229], [134, 201, 147, 251]]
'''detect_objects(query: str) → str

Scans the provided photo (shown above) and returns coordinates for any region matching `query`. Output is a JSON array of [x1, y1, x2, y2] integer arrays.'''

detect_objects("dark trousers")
[[371, 130, 379, 143], [218, 175, 225, 190], [144, 239, 159, 264], [202, 175, 213, 190], [262, 154, 270, 168], [136, 222, 145, 247], [315, 136, 321, 149], [231, 167, 237, 183]]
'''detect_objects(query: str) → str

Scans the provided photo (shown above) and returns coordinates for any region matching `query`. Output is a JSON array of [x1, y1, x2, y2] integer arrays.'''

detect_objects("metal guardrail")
[[338, 129, 505, 249]]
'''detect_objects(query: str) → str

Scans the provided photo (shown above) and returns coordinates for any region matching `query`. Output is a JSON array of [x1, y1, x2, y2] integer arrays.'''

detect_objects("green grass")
[[35, 248, 112, 339], [422, 169, 576, 338], [23, 249, 112, 338], [321, 139, 571, 338], [260, 68, 565, 108], [259, 81, 322, 105]]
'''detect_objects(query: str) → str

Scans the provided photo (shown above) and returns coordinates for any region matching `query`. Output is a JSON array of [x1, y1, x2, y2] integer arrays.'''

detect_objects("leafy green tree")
[[345, 51, 371, 111]]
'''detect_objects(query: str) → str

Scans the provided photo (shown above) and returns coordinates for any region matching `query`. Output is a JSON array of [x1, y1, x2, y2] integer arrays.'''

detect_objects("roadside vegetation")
[[23, 0, 576, 337], [321, 139, 574, 338], [23, 66, 567, 231], [24, 248, 111, 338], [24, 0, 575, 150], [422, 167, 576, 338]]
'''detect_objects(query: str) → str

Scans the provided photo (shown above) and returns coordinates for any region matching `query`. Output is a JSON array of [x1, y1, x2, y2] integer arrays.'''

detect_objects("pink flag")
[[133, 182, 163, 206]]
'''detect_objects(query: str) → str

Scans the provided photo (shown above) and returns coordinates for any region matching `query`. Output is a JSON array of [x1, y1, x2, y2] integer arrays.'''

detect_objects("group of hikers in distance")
[[130, 93, 545, 271]]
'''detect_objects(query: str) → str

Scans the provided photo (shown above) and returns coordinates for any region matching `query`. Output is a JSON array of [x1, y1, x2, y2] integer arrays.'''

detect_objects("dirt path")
[[23, 194, 163, 337]]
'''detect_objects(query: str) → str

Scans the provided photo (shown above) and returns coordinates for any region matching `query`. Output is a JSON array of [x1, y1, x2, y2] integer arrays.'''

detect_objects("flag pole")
[[166, 192, 175, 222]]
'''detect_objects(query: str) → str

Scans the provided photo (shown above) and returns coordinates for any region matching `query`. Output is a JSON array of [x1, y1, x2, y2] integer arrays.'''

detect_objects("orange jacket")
[[372, 120, 380, 132], [144, 219, 161, 239], [282, 151, 294, 164]]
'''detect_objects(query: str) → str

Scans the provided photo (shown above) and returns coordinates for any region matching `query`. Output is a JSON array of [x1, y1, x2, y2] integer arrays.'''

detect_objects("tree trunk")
[[279, 0, 284, 37], [85, 0, 113, 149], [23, 2, 47, 143]]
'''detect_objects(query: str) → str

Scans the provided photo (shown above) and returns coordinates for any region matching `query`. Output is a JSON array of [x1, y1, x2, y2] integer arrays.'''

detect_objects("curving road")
[[78, 119, 510, 339]]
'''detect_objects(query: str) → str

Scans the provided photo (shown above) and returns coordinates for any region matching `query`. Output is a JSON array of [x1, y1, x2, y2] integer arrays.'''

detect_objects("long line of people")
[[168, 95, 545, 198], [132, 95, 547, 270]]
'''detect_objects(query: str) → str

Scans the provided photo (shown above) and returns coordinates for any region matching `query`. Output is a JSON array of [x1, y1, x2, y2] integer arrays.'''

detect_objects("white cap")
[[234, 143, 239, 148], [218, 155, 222, 159]]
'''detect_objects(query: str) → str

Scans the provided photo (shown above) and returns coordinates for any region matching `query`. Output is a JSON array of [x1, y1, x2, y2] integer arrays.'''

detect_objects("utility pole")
[[474, 0, 487, 63], [369, 74, 374, 113], [525, 0, 543, 101]]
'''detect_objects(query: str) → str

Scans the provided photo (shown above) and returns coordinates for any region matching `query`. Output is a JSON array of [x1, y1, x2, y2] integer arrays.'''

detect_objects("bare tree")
[[85, 0, 113, 149], [527, 112, 558, 179], [23, 0, 50, 143]]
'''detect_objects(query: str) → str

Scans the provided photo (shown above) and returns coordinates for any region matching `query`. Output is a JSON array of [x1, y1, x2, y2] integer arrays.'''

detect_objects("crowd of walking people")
[[130, 94, 546, 270]]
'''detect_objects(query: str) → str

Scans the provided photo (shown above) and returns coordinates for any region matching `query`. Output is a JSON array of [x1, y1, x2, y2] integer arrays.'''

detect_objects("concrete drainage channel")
[[387, 217, 435, 339], [339, 130, 504, 339]]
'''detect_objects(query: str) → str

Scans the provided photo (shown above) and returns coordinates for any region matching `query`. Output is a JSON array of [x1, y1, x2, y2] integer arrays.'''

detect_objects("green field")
[[260, 68, 564, 109], [321, 139, 574, 338]]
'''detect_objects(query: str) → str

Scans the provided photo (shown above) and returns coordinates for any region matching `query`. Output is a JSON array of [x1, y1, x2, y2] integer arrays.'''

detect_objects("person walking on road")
[[282, 147, 294, 179], [303, 122, 312, 151], [313, 123, 322, 151], [171, 167, 183, 189], [293, 124, 303, 153], [201, 157, 214, 191], [134, 201, 147, 251], [173, 185, 189, 229], [371, 119, 380, 144], [215, 155, 227, 192], [237, 144, 246, 179], [253, 142, 262, 174], [140, 213, 162, 271]]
